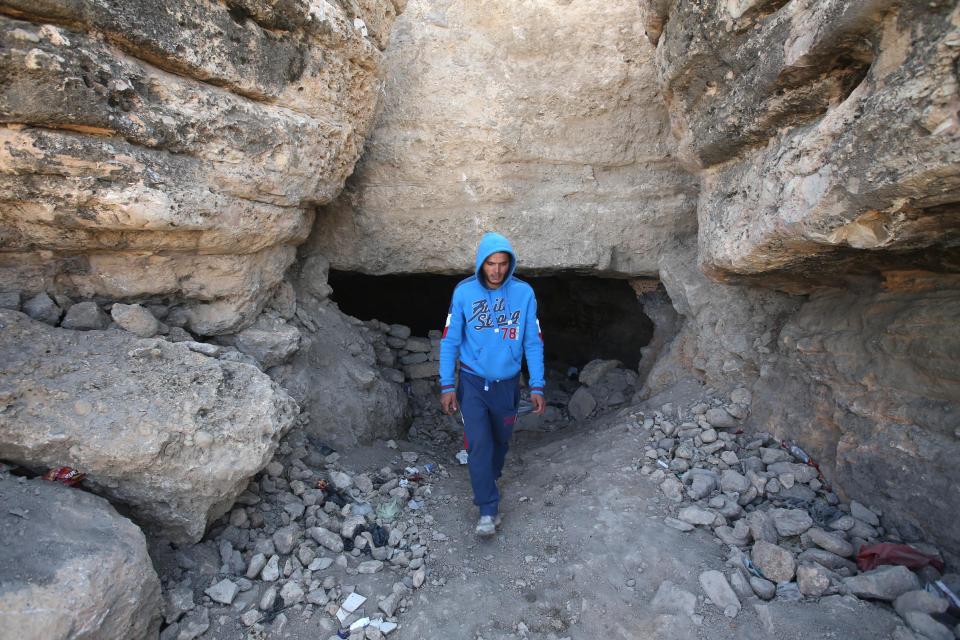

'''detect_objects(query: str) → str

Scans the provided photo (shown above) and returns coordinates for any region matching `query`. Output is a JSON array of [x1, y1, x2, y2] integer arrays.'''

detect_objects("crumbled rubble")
[[5, 290, 302, 370], [356, 322, 643, 444], [627, 389, 959, 635], [568, 359, 641, 421], [155, 430, 441, 639], [355, 322, 631, 444]]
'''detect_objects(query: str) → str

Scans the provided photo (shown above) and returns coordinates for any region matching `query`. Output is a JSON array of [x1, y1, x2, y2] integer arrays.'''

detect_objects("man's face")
[[482, 252, 511, 288]]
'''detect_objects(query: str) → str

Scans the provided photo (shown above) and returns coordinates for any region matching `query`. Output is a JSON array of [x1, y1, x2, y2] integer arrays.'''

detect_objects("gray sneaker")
[[476, 515, 496, 537]]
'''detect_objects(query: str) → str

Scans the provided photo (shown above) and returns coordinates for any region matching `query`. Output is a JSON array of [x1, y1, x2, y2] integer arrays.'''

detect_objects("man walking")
[[439, 232, 545, 537]]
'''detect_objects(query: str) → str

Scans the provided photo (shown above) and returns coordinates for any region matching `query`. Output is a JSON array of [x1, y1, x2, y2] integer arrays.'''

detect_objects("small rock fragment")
[[843, 565, 920, 601], [699, 570, 741, 617], [204, 579, 239, 605], [111, 303, 159, 337], [751, 541, 796, 583]]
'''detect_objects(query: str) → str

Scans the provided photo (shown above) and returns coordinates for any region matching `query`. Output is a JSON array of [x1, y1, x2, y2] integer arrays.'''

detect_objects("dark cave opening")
[[328, 271, 656, 371]]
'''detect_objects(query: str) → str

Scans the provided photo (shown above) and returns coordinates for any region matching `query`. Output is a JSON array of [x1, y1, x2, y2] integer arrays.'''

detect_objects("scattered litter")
[[455, 450, 469, 465], [341, 592, 367, 613], [41, 466, 85, 486], [933, 580, 960, 609], [740, 552, 766, 580], [349, 616, 371, 631], [408, 499, 423, 510], [423, 463, 437, 474], [353, 502, 373, 517], [324, 488, 349, 508], [376, 499, 400, 521], [367, 524, 389, 547], [779, 440, 829, 488], [656, 459, 670, 469], [781, 441, 810, 464], [856, 543, 945, 572]]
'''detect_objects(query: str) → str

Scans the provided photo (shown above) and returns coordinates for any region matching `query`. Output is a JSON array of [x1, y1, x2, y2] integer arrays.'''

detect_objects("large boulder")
[[305, 0, 698, 276], [0, 476, 162, 638], [0, 0, 403, 335], [0, 309, 298, 543]]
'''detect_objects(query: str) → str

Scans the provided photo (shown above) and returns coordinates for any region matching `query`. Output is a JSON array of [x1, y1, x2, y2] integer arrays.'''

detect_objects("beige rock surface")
[[270, 254, 411, 448], [635, 0, 960, 569], [0, 476, 162, 639], [0, 0, 401, 334], [307, 0, 697, 276], [646, 0, 960, 283], [751, 272, 960, 564], [0, 309, 298, 543]]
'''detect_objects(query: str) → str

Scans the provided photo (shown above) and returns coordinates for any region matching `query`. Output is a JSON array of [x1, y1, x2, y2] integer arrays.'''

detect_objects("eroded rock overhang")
[[0, 0, 404, 335], [645, 0, 960, 284]]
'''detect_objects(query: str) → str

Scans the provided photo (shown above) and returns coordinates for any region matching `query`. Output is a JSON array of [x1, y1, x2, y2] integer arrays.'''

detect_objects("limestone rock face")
[[642, 239, 799, 395], [307, 0, 698, 276], [645, 0, 960, 282], [268, 256, 410, 448], [639, 0, 960, 568], [0, 0, 402, 334], [0, 477, 162, 639], [751, 273, 960, 563], [0, 309, 298, 543]]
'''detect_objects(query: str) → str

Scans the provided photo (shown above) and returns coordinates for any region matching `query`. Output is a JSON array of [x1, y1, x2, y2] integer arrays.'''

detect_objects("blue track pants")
[[458, 369, 520, 517]]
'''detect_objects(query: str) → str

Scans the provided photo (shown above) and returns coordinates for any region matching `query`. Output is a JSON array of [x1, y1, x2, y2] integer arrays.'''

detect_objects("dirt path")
[[169, 387, 909, 640], [392, 399, 903, 640]]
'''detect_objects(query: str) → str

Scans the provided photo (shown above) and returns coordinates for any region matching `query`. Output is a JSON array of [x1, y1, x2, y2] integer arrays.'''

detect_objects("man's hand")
[[440, 391, 459, 415], [531, 394, 546, 415]]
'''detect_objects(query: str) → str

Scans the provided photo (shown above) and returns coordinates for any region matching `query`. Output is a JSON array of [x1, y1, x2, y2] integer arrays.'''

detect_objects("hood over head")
[[475, 232, 517, 286]]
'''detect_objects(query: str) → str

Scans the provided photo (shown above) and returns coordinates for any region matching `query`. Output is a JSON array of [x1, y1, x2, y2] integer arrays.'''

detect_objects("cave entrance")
[[328, 271, 656, 372]]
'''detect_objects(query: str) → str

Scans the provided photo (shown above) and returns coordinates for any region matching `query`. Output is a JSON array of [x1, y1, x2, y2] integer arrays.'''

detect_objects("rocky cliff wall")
[[305, 0, 698, 277], [641, 0, 960, 562], [0, 0, 402, 335]]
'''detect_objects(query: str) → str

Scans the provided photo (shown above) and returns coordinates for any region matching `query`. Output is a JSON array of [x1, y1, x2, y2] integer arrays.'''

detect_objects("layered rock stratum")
[[0, 0, 402, 335], [0, 5, 959, 637], [646, 0, 960, 283]]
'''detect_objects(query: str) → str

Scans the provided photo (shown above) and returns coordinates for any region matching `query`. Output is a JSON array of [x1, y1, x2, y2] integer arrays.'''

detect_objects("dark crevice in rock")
[[328, 271, 657, 371]]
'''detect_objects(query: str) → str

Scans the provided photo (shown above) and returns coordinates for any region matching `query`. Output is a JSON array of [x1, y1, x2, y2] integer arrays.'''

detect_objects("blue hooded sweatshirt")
[[439, 232, 545, 396]]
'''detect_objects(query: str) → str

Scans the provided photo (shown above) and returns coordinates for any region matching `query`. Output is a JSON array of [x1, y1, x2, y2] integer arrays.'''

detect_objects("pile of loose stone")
[[358, 320, 573, 444], [357, 321, 452, 443], [157, 428, 441, 640], [629, 389, 959, 640], [7, 291, 177, 338], [567, 358, 641, 422], [3, 290, 302, 370]]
